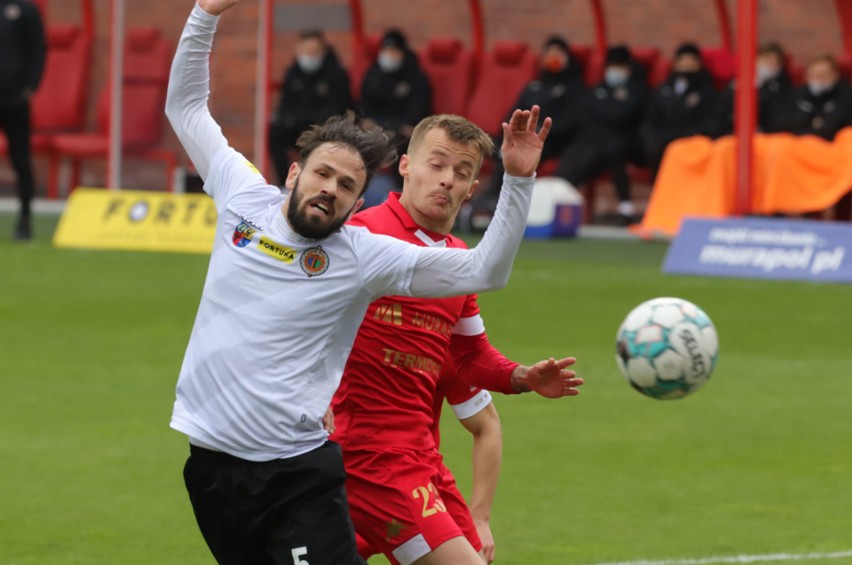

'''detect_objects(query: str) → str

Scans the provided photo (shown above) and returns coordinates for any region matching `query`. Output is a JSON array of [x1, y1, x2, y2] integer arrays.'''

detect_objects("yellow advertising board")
[[53, 189, 217, 254]]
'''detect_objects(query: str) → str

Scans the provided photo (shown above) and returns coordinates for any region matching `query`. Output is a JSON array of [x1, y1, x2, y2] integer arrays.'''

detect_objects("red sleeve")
[[449, 331, 520, 395]]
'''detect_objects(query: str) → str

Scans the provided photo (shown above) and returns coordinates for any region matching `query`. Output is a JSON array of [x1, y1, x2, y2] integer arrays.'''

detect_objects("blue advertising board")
[[663, 217, 852, 283]]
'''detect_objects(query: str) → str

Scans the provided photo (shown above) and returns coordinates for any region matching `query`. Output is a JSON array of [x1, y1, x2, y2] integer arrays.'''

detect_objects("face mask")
[[755, 63, 780, 85], [543, 53, 568, 74], [604, 68, 629, 87], [296, 54, 323, 74], [378, 52, 403, 73], [808, 81, 832, 97]]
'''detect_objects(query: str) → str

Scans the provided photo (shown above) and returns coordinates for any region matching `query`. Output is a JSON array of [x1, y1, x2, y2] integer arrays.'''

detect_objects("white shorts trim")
[[392, 533, 431, 565]]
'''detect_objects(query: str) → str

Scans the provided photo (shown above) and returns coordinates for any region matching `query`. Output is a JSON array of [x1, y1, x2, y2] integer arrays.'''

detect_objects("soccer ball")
[[615, 297, 719, 400]]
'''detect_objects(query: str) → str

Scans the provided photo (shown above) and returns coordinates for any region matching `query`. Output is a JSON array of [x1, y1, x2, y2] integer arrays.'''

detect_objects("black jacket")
[[512, 65, 587, 147], [780, 79, 852, 141], [0, 0, 46, 104], [273, 48, 352, 134], [642, 69, 718, 140], [359, 52, 431, 133], [578, 64, 648, 140], [713, 71, 794, 137]]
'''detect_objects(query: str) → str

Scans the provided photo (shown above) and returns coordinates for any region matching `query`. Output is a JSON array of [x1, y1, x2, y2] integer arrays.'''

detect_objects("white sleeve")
[[351, 227, 421, 297], [165, 4, 229, 184], [408, 173, 534, 297]]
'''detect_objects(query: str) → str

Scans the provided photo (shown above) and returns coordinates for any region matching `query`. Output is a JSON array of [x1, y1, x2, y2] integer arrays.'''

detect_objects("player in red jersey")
[[332, 112, 583, 565]]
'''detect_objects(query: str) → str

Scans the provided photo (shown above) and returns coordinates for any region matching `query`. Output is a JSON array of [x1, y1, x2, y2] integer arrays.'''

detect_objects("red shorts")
[[344, 449, 482, 565]]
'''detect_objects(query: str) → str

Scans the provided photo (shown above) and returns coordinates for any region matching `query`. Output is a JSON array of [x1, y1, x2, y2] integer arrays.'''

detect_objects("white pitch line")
[[588, 549, 852, 565]]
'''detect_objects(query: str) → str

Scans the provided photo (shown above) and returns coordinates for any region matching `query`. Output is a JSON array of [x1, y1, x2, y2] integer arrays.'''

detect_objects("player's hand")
[[322, 406, 335, 434], [500, 104, 552, 177], [512, 357, 583, 398], [474, 519, 495, 563], [197, 0, 240, 16]]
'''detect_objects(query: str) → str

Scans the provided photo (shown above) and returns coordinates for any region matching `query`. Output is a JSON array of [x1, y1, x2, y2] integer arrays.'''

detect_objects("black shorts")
[[183, 441, 365, 565]]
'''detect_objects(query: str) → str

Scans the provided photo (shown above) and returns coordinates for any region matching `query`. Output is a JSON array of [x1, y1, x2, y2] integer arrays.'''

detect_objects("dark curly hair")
[[295, 112, 397, 194]]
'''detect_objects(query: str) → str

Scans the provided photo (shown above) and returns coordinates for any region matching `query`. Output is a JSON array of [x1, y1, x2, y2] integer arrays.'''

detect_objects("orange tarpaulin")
[[634, 128, 852, 237]]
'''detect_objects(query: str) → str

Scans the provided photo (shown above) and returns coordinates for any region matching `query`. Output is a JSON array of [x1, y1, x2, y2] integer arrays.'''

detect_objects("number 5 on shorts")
[[292, 547, 309, 565]]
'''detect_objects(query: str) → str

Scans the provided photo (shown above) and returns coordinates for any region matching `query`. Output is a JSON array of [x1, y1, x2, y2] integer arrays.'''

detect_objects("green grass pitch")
[[1, 213, 850, 565]]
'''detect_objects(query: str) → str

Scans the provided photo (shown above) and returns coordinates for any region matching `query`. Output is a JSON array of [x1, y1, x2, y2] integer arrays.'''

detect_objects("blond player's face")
[[399, 128, 481, 232], [284, 143, 366, 238]]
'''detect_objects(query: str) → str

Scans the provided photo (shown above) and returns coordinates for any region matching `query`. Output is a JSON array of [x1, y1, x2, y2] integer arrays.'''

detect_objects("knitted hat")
[[606, 45, 632, 65]]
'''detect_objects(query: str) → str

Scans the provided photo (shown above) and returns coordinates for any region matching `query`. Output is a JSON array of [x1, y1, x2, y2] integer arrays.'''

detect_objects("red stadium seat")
[[836, 52, 852, 81], [349, 34, 381, 103], [701, 46, 736, 89], [464, 40, 537, 137], [48, 27, 177, 197], [417, 37, 475, 115], [0, 25, 91, 157], [569, 44, 598, 86], [629, 46, 661, 85]]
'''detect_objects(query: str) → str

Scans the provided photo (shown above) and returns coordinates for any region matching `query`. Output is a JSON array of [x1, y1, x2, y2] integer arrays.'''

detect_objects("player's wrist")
[[510, 365, 531, 393]]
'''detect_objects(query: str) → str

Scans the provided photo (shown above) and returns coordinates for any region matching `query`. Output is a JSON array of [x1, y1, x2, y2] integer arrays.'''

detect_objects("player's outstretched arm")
[[510, 357, 584, 398], [407, 106, 550, 298], [165, 2, 237, 181]]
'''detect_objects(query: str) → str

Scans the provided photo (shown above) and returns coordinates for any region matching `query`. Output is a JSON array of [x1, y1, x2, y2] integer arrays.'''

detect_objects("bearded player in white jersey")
[[166, 1, 571, 564]]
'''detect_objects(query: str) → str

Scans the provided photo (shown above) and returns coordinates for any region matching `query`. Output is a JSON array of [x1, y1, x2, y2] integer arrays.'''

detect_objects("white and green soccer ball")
[[616, 297, 719, 400]]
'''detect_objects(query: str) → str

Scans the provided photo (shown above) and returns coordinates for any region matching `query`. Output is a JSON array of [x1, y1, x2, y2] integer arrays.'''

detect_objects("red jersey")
[[332, 193, 516, 453]]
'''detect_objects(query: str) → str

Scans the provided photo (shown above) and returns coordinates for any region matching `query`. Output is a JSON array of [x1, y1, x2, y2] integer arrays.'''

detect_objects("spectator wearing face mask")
[[713, 42, 794, 137], [357, 29, 431, 201], [269, 29, 352, 185], [780, 54, 852, 140], [640, 42, 718, 179], [465, 35, 586, 229], [553, 45, 649, 224], [359, 29, 431, 140]]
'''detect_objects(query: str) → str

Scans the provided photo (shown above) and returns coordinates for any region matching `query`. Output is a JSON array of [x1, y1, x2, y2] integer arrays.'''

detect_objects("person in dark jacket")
[[465, 35, 586, 230], [713, 42, 794, 137], [0, 0, 46, 240], [269, 29, 352, 185], [780, 54, 852, 140], [357, 29, 431, 200], [554, 45, 648, 224], [359, 29, 431, 141], [640, 42, 718, 180]]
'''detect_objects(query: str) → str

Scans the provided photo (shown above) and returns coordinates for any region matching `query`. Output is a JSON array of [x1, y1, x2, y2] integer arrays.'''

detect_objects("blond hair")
[[408, 115, 495, 174]]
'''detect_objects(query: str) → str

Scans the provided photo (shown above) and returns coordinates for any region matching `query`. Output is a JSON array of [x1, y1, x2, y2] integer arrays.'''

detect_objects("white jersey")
[[166, 5, 535, 462], [171, 144, 423, 460]]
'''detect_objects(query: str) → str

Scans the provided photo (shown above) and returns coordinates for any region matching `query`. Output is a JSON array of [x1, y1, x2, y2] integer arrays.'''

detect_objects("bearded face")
[[286, 175, 353, 239]]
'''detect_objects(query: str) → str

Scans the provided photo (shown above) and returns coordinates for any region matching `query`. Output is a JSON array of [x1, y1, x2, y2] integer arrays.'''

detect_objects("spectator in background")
[[358, 29, 431, 204], [554, 45, 648, 225], [713, 42, 794, 137], [0, 0, 46, 240], [359, 29, 431, 144], [640, 42, 717, 179], [466, 35, 586, 230], [781, 54, 852, 140], [269, 29, 352, 185]]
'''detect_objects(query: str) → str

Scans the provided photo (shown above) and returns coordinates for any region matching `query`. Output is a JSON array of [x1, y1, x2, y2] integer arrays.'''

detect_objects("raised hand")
[[500, 105, 552, 178], [198, 0, 240, 16], [511, 357, 583, 398]]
